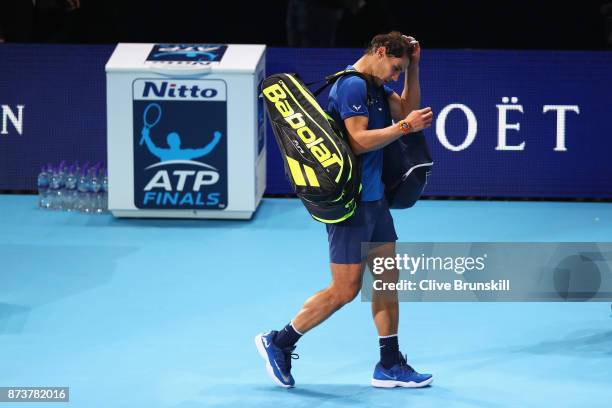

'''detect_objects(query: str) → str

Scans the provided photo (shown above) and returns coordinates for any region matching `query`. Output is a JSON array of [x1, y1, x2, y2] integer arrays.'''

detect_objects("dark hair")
[[365, 31, 414, 59]]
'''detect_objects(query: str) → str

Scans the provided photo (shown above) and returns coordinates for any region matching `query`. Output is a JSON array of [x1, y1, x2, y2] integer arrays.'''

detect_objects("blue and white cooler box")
[[105, 43, 266, 219]]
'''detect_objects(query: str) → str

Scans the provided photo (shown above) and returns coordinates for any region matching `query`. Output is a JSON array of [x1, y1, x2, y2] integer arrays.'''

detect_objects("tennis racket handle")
[[146, 66, 212, 76], [139, 128, 148, 145]]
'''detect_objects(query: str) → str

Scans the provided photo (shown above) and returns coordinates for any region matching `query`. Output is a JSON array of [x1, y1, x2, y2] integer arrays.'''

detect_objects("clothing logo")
[[146, 44, 227, 65], [380, 372, 397, 380], [262, 336, 270, 348], [352, 104, 362, 111], [133, 79, 228, 209], [273, 360, 291, 383]]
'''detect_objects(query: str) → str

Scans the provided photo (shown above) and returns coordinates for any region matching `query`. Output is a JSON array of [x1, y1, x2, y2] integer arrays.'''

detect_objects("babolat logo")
[[262, 83, 343, 172], [132, 79, 228, 209], [146, 44, 227, 64]]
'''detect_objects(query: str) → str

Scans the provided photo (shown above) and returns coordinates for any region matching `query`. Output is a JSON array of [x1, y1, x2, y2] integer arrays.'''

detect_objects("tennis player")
[[256, 31, 434, 388]]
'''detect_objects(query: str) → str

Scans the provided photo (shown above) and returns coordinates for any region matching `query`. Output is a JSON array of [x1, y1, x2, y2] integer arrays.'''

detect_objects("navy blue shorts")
[[326, 198, 398, 264]]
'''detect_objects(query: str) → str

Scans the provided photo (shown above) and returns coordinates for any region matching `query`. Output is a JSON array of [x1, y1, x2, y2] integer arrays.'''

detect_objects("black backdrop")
[[0, 0, 608, 50]]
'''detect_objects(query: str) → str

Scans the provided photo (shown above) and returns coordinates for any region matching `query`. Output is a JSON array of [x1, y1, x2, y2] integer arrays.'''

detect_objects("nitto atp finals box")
[[105, 43, 266, 219]]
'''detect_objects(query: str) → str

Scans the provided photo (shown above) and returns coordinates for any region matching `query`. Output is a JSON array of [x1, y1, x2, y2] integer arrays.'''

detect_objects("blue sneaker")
[[371, 353, 433, 388], [254, 331, 298, 388]]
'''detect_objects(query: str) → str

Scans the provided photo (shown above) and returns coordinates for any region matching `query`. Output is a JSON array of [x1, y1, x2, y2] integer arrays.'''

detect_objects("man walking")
[[256, 31, 434, 388]]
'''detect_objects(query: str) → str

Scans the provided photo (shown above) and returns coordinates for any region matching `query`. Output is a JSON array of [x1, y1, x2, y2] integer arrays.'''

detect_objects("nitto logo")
[[1, 104, 24, 135], [142, 82, 218, 99]]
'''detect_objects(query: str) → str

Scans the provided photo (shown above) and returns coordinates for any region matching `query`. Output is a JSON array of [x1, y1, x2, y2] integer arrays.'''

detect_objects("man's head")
[[364, 31, 415, 82], [166, 132, 181, 149]]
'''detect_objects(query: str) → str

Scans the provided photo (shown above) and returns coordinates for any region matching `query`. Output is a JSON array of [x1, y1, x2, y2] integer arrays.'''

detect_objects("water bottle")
[[101, 168, 109, 213], [76, 162, 90, 212], [37, 165, 50, 209], [64, 164, 78, 211], [49, 165, 62, 210], [90, 164, 101, 214], [45, 163, 55, 208], [57, 160, 67, 210], [94, 167, 108, 214], [82, 164, 101, 214]]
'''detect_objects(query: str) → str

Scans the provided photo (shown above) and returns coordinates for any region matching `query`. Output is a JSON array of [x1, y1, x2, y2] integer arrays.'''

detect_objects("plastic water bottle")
[[57, 160, 67, 210], [49, 165, 62, 210], [81, 164, 101, 213], [94, 167, 108, 214], [37, 165, 51, 209], [90, 164, 101, 214], [76, 163, 90, 212], [37, 160, 110, 214], [45, 163, 55, 208], [101, 168, 109, 213], [64, 164, 78, 211]]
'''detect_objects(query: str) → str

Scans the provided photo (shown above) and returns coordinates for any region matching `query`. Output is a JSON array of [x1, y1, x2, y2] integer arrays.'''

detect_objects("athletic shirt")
[[327, 66, 393, 202]]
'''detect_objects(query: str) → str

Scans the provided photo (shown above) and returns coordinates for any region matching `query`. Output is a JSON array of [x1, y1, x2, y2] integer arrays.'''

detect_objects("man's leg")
[[291, 262, 363, 333], [274, 262, 363, 350], [256, 202, 371, 387], [365, 202, 432, 388], [278, 202, 373, 342], [366, 243, 433, 388], [366, 242, 401, 370], [254, 262, 363, 388], [368, 242, 399, 337]]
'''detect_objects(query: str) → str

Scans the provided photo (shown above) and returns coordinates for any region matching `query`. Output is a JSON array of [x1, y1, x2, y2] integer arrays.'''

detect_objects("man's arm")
[[344, 116, 401, 155], [389, 36, 422, 121], [344, 106, 433, 155], [388, 65, 420, 122]]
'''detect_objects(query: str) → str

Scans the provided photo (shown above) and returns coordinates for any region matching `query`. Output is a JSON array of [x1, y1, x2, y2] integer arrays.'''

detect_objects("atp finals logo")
[[132, 78, 228, 209], [146, 44, 228, 65]]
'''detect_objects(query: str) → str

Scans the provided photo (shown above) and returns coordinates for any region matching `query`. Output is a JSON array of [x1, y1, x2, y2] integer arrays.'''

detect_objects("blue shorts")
[[326, 198, 398, 264]]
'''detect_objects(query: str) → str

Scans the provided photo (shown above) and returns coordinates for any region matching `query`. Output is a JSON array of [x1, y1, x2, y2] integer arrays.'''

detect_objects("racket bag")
[[261, 72, 361, 223]]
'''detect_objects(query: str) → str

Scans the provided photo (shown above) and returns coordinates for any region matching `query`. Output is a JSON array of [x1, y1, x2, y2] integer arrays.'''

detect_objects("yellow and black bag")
[[261, 72, 362, 223], [262, 70, 433, 222]]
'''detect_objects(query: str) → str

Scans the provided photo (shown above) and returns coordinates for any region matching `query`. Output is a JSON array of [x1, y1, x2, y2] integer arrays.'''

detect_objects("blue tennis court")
[[2, 195, 611, 407]]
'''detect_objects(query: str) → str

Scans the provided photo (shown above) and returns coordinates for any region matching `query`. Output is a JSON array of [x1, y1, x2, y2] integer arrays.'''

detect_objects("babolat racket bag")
[[382, 130, 433, 209], [261, 73, 361, 223]]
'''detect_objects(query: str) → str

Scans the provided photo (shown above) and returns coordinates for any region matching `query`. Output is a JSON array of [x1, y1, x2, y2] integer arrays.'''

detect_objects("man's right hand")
[[405, 107, 433, 133]]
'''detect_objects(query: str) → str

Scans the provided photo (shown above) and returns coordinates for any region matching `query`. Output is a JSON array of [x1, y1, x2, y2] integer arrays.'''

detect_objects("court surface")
[[1, 195, 611, 407]]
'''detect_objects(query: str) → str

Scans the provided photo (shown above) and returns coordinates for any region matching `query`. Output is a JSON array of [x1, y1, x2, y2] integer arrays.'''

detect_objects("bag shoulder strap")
[[311, 69, 374, 97]]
